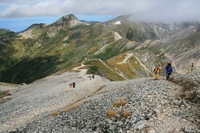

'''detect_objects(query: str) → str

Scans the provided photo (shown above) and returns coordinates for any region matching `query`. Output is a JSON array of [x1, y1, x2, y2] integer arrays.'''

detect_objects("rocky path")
[[0, 71, 199, 133], [0, 69, 108, 132], [1, 73, 198, 133]]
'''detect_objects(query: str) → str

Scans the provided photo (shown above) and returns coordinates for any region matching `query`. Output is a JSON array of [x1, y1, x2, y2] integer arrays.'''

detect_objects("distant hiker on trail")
[[153, 66, 161, 80], [69, 83, 72, 88], [191, 63, 194, 72], [92, 73, 95, 79], [72, 82, 75, 88], [165, 62, 173, 80]]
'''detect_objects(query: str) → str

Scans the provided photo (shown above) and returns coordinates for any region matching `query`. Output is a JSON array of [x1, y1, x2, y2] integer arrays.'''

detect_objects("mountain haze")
[[0, 14, 199, 83]]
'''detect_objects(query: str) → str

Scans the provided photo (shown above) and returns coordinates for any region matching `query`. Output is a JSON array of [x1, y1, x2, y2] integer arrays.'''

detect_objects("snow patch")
[[115, 21, 121, 25]]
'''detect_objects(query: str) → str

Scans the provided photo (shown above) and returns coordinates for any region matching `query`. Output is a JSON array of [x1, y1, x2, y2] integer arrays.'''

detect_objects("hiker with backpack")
[[153, 66, 161, 80], [165, 62, 173, 80]]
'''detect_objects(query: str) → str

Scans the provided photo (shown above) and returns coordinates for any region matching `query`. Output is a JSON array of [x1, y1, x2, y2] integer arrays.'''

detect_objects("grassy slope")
[[0, 21, 122, 83], [83, 49, 162, 81], [0, 30, 18, 72], [107, 51, 153, 79], [84, 59, 125, 81]]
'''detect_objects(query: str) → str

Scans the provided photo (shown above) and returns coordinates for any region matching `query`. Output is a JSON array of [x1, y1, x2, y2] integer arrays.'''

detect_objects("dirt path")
[[0, 68, 108, 132]]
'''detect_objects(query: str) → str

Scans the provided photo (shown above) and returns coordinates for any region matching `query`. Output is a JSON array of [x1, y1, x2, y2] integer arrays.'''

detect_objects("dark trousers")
[[166, 73, 171, 80]]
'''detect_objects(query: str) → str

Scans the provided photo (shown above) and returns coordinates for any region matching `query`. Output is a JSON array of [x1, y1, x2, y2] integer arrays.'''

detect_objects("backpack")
[[154, 67, 160, 74], [166, 66, 173, 74]]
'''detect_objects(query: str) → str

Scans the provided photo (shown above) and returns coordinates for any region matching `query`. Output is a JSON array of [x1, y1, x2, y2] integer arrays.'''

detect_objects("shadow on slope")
[[1, 55, 61, 84]]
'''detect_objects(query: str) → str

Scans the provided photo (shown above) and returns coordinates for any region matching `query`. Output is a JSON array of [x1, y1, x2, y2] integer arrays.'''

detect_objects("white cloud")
[[131, 0, 200, 22], [0, 0, 200, 22], [0, 0, 66, 17]]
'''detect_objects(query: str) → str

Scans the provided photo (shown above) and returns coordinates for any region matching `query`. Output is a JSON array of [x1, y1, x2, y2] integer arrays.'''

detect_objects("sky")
[[0, 0, 200, 32]]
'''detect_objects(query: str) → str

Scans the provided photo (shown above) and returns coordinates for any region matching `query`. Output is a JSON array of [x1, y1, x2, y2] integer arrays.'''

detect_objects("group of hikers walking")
[[69, 73, 95, 88], [69, 82, 76, 88], [153, 62, 173, 80]]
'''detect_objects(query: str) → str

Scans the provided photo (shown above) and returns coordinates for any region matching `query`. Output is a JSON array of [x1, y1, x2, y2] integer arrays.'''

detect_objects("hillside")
[[0, 29, 17, 74], [0, 14, 200, 83], [105, 16, 200, 73], [0, 66, 199, 132]]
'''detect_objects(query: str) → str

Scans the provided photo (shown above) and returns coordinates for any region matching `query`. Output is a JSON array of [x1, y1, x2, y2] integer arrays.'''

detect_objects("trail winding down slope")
[[0, 68, 108, 132], [0, 68, 199, 133]]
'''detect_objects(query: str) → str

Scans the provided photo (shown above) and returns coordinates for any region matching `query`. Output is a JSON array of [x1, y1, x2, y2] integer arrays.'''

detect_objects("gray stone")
[[117, 121, 124, 126], [196, 119, 200, 123], [138, 124, 145, 130], [106, 119, 113, 124], [148, 129, 157, 133]]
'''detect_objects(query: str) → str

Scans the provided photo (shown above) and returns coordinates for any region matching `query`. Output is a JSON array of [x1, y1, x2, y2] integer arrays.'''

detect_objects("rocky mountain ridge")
[[0, 14, 200, 84]]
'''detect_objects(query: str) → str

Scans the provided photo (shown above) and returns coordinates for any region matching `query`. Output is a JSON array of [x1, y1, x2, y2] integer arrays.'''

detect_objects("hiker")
[[191, 63, 194, 72], [92, 73, 95, 79], [165, 62, 173, 80], [72, 82, 75, 88], [153, 66, 161, 80], [69, 83, 72, 88]]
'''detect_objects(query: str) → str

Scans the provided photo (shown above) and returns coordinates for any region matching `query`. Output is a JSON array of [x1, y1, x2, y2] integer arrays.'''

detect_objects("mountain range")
[[0, 14, 200, 84]]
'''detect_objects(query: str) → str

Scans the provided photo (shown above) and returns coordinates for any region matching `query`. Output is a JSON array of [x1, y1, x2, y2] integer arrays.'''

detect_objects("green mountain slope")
[[0, 29, 18, 73], [0, 15, 128, 83], [0, 14, 200, 83]]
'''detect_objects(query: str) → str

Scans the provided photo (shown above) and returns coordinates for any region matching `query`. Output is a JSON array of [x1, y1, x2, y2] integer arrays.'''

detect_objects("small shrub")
[[107, 109, 117, 118], [120, 99, 128, 106], [113, 98, 128, 107], [122, 111, 131, 118], [51, 111, 58, 116], [113, 101, 121, 107], [63, 108, 70, 113], [107, 98, 130, 119]]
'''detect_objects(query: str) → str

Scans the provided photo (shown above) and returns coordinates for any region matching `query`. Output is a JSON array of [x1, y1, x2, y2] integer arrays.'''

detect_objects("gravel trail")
[[0, 69, 108, 132], [0, 71, 199, 133]]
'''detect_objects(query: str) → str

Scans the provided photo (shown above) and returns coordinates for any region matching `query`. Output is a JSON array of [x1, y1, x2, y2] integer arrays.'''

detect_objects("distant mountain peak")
[[63, 14, 78, 20], [54, 14, 89, 28], [55, 14, 78, 25]]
